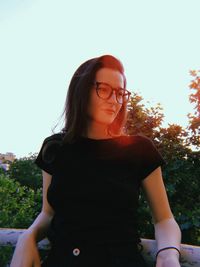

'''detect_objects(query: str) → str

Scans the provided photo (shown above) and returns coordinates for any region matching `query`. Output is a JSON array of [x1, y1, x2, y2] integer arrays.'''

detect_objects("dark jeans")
[[41, 241, 148, 267]]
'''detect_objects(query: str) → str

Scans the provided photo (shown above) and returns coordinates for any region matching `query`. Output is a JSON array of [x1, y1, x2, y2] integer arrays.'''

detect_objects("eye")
[[98, 85, 110, 92], [100, 86, 108, 90]]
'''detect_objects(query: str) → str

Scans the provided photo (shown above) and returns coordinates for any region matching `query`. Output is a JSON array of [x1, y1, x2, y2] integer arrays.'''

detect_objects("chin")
[[96, 113, 117, 125], [101, 118, 115, 125]]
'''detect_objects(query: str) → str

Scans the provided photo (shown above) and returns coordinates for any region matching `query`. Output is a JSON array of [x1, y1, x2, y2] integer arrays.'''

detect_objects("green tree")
[[157, 125, 200, 245], [125, 92, 200, 245], [8, 153, 42, 191], [187, 70, 200, 148], [125, 92, 164, 139], [188, 70, 200, 128], [0, 174, 42, 266], [0, 174, 42, 228]]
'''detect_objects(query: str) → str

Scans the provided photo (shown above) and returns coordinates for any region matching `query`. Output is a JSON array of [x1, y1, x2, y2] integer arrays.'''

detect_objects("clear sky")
[[0, 0, 200, 159]]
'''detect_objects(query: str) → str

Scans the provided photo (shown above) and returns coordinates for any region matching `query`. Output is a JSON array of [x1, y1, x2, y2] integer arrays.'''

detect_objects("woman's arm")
[[25, 170, 55, 242], [10, 170, 54, 267], [142, 167, 181, 266]]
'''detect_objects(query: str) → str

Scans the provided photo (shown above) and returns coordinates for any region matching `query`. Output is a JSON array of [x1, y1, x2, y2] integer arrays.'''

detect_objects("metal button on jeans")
[[73, 247, 81, 256]]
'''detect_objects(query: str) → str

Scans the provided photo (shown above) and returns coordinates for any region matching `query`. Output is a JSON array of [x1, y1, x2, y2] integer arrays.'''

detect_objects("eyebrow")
[[96, 81, 125, 91]]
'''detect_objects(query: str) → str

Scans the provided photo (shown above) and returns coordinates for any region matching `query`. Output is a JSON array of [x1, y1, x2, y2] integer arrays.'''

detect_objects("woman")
[[10, 55, 181, 267]]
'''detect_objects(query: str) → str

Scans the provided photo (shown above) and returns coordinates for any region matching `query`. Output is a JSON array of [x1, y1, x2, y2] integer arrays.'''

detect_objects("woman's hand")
[[156, 249, 181, 267], [10, 231, 41, 267]]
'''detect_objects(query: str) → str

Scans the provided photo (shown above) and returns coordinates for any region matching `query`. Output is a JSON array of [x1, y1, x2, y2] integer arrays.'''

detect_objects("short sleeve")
[[139, 136, 165, 180], [34, 133, 63, 175]]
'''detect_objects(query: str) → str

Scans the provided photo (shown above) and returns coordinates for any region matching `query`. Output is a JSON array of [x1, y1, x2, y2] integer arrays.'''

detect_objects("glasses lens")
[[97, 84, 112, 99], [117, 89, 130, 103]]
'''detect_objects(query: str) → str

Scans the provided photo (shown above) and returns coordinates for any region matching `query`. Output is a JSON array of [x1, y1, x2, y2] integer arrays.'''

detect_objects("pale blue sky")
[[0, 0, 199, 158]]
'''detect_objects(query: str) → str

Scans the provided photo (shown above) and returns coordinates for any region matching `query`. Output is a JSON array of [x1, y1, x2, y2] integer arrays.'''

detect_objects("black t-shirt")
[[34, 133, 165, 246]]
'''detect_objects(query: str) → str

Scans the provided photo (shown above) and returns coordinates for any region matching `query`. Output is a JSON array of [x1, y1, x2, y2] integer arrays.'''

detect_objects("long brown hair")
[[60, 54, 128, 143]]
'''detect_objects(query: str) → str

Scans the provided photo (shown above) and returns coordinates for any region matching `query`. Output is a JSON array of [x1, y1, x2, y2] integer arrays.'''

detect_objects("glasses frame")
[[93, 81, 131, 104]]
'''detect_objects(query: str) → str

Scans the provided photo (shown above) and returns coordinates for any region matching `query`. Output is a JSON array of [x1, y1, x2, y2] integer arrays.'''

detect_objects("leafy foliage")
[[125, 92, 200, 246], [7, 153, 42, 191], [0, 174, 42, 228], [188, 70, 200, 123], [187, 70, 200, 148], [0, 247, 14, 267], [0, 174, 42, 267], [125, 92, 164, 139]]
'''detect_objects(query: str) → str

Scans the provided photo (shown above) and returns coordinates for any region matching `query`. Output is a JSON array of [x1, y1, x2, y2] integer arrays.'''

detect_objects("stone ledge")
[[0, 228, 199, 267]]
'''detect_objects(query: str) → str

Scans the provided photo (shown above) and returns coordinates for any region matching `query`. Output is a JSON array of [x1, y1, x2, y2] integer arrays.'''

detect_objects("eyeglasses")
[[93, 81, 131, 104]]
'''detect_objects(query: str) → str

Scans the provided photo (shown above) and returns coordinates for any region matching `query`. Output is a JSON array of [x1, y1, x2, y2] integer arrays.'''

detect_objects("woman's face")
[[87, 67, 124, 127]]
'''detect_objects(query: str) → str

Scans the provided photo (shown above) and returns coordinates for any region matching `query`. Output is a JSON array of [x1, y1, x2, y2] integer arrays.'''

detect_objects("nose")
[[108, 90, 118, 103]]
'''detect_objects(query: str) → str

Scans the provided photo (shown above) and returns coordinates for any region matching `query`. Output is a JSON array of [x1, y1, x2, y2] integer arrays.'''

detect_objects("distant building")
[[0, 152, 16, 162], [0, 152, 16, 171]]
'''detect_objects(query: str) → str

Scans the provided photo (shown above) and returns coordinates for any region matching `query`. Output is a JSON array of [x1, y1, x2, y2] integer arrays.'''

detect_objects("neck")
[[85, 122, 111, 140]]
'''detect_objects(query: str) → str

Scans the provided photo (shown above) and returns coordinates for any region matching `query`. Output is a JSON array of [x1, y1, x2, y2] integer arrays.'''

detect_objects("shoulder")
[[40, 132, 65, 162], [42, 132, 65, 145], [117, 134, 158, 154], [120, 134, 152, 145], [34, 133, 65, 172], [110, 134, 150, 152]]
